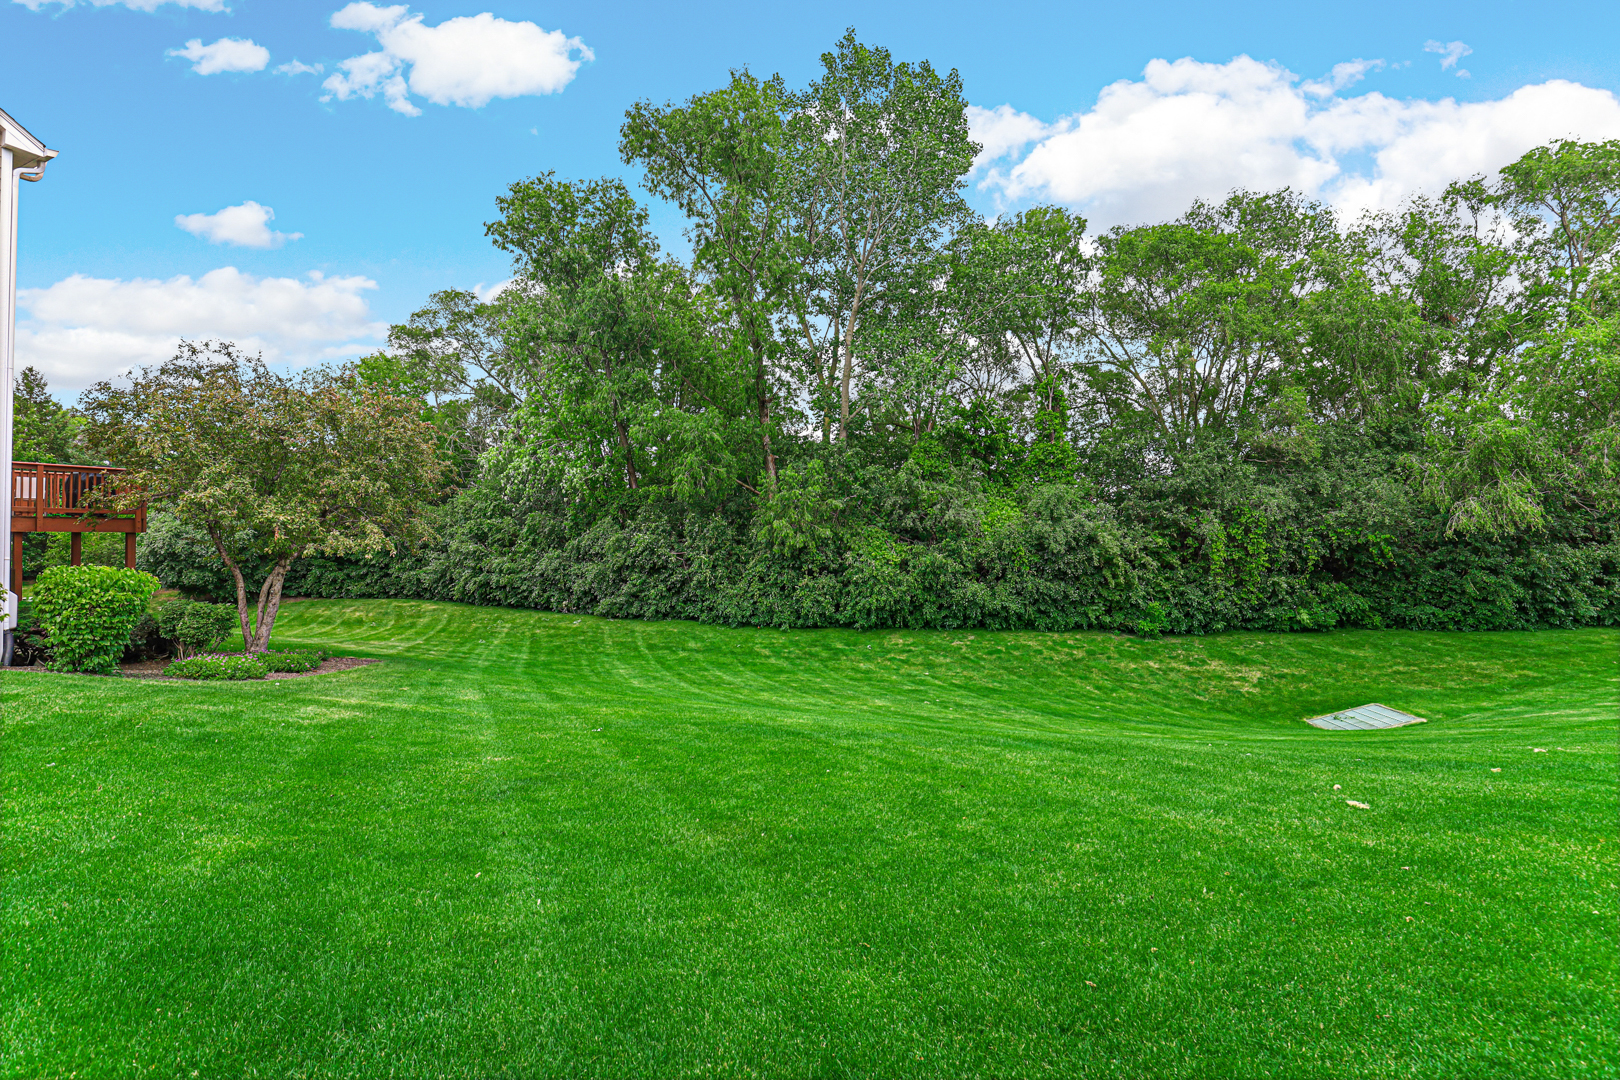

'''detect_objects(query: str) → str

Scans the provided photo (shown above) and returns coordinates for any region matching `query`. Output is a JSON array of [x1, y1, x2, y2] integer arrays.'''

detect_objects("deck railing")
[[11, 461, 147, 534], [10, 461, 149, 597]]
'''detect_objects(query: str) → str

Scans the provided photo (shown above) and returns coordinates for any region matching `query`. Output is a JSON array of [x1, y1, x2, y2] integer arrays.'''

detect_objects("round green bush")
[[177, 602, 238, 656], [31, 566, 161, 674], [155, 598, 240, 658]]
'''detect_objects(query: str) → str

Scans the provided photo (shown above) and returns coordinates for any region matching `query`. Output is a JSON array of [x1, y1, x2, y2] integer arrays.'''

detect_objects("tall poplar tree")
[[782, 30, 979, 441]]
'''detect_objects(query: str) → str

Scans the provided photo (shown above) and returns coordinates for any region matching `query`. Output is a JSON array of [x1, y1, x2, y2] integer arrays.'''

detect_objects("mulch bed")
[[7, 657, 380, 680], [268, 656, 380, 679]]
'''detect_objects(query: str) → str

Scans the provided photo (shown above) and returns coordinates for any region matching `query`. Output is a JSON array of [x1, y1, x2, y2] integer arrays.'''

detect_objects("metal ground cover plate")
[[1304, 703, 1427, 730]]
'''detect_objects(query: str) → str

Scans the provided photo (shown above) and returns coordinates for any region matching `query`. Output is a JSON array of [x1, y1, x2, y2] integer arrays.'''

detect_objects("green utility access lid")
[[1304, 703, 1427, 730]]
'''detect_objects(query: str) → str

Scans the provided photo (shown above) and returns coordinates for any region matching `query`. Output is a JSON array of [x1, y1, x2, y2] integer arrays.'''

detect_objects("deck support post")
[[125, 533, 136, 570], [9, 533, 19, 599], [69, 531, 80, 566]]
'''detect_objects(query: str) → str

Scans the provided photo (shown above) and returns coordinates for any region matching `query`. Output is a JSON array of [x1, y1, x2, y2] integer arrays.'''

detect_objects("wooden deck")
[[10, 461, 148, 594]]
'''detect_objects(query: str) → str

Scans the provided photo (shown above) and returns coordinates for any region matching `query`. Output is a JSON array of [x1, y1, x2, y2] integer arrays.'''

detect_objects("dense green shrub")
[[165, 654, 269, 680], [30, 566, 161, 673], [153, 598, 191, 639], [180, 603, 237, 656], [154, 599, 239, 658], [264, 469, 1617, 635], [132, 419, 1619, 637], [124, 613, 166, 662]]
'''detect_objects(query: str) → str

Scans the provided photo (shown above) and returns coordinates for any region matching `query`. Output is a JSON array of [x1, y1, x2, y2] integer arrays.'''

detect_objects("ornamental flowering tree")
[[79, 342, 443, 652]]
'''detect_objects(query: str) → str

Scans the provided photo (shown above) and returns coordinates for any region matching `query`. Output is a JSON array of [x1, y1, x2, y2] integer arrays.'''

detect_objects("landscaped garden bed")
[[12, 581, 375, 680], [8, 652, 377, 679], [118, 653, 380, 680]]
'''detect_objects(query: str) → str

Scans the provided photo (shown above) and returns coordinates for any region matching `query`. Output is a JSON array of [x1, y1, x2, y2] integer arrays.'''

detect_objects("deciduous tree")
[[782, 30, 979, 440], [79, 342, 442, 651]]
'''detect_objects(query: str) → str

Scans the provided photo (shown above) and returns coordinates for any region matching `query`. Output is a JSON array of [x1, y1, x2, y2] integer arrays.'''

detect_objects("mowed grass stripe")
[[3, 599, 1614, 1077]]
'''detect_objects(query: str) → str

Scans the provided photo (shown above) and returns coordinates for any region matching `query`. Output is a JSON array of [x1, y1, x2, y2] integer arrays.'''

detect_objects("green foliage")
[[12, 366, 88, 464], [30, 566, 160, 673], [356, 288, 522, 484], [39, 531, 127, 572], [753, 459, 841, 557], [276, 437, 1619, 636], [1415, 139, 1620, 535], [164, 653, 269, 680], [12, 598, 52, 666], [154, 598, 240, 657], [1134, 601, 1170, 637], [181, 603, 238, 657], [126, 613, 165, 662], [152, 598, 191, 640], [260, 648, 330, 673], [78, 342, 444, 653], [785, 30, 979, 441], [137, 512, 267, 600], [325, 31, 1618, 637]]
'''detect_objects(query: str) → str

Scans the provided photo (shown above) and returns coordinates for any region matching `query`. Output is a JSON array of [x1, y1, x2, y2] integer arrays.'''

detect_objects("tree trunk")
[[209, 527, 255, 651], [615, 418, 640, 489], [253, 567, 276, 641], [839, 314, 856, 441], [838, 277, 869, 441], [760, 392, 778, 493], [250, 557, 293, 653]]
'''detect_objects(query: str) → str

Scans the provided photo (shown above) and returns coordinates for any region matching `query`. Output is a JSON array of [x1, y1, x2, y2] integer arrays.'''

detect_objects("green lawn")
[[4, 601, 1616, 1078]]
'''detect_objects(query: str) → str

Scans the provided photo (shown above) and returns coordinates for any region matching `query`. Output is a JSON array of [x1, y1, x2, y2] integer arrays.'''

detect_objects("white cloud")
[[14, 0, 225, 10], [15, 268, 384, 390], [1302, 59, 1383, 98], [1424, 40, 1473, 77], [168, 37, 270, 75], [275, 59, 324, 76], [973, 56, 1620, 227], [321, 2, 592, 117], [472, 279, 513, 303], [175, 202, 301, 248], [965, 104, 1069, 172]]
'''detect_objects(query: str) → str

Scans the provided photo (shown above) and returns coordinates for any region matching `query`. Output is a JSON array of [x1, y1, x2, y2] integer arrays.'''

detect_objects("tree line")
[[369, 33, 1615, 541], [29, 31, 1620, 634]]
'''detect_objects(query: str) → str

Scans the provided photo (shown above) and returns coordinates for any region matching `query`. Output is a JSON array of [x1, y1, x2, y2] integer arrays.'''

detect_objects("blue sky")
[[4, 0, 1619, 394]]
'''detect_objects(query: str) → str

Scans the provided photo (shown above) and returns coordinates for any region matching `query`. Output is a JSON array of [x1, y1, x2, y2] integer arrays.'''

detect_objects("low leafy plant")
[[30, 566, 161, 673], [13, 598, 52, 666], [164, 654, 269, 681], [261, 649, 329, 673]]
